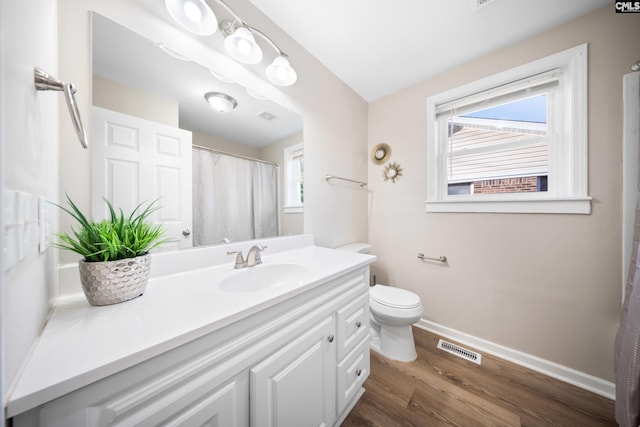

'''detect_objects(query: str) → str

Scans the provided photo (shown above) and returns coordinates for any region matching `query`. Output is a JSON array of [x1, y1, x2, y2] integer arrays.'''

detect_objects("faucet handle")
[[226, 250, 246, 269], [247, 245, 268, 266]]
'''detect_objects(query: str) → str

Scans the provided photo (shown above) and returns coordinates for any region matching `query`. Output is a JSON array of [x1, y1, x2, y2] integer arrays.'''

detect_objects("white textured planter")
[[78, 255, 151, 306]]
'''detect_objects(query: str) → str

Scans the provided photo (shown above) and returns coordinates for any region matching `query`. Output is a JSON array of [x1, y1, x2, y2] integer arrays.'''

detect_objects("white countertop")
[[7, 236, 375, 417]]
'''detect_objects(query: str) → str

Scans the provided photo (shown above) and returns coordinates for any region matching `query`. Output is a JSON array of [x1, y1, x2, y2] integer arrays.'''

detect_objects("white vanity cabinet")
[[11, 267, 371, 427], [251, 316, 336, 426]]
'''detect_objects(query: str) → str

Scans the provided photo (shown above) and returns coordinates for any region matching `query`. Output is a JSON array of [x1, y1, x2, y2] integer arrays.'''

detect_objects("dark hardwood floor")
[[342, 327, 616, 427]]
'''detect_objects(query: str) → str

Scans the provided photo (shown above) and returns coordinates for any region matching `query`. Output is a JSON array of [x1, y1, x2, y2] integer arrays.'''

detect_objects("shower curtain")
[[192, 148, 278, 246], [615, 71, 640, 427]]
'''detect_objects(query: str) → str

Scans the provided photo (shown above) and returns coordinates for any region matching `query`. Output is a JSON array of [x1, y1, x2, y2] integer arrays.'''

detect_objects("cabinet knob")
[[356, 368, 362, 376], [182, 229, 191, 236], [355, 321, 362, 328], [327, 334, 335, 343]]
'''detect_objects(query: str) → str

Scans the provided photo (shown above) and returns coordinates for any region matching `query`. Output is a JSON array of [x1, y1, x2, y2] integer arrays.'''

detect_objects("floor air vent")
[[437, 339, 482, 365]]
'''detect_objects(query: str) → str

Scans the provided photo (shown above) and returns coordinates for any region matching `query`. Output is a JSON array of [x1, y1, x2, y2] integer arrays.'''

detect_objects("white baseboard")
[[416, 319, 615, 400]]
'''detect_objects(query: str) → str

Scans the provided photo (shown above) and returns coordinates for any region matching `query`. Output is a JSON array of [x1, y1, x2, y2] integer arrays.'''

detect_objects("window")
[[426, 44, 590, 214], [284, 143, 304, 213]]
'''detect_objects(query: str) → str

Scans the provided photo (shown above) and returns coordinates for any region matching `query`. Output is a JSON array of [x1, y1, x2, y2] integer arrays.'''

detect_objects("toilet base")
[[369, 320, 417, 362]]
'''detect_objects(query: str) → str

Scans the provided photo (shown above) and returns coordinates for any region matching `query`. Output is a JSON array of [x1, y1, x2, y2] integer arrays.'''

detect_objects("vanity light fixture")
[[165, 0, 218, 36], [165, 0, 298, 86], [205, 91, 238, 113]]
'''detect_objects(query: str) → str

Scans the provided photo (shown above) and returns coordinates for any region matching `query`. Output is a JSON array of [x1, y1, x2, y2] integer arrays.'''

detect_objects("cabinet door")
[[17, 361, 250, 427], [159, 374, 248, 427], [251, 317, 336, 427]]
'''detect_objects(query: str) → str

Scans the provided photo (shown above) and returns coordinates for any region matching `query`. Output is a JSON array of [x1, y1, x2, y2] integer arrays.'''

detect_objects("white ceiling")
[[248, 0, 611, 102]]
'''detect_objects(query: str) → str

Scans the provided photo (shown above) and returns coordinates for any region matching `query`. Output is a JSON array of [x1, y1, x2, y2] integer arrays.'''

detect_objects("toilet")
[[336, 243, 424, 362]]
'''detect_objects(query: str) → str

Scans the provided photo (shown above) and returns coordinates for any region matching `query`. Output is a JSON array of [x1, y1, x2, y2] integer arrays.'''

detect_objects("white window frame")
[[283, 142, 304, 213], [426, 44, 590, 214]]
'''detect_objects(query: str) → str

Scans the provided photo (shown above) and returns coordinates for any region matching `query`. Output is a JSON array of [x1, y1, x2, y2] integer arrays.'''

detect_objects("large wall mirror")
[[91, 13, 304, 250]]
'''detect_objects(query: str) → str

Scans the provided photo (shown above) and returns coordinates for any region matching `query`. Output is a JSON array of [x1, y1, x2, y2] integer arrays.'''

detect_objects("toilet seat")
[[370, 285, 421, 309]]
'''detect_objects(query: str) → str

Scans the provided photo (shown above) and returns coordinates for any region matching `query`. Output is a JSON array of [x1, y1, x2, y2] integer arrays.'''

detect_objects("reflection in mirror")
[[91, 13, 303, 249]]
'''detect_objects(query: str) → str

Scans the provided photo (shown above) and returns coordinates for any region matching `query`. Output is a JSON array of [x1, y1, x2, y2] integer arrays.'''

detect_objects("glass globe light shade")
[[165, 0, 217, 35], [224, 27, 263, 64], [266, 56, 297, 86]]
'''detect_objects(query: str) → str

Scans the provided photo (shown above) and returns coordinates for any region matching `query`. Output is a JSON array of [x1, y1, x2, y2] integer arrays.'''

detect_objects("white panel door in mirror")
[[92, 106, 193, 251]]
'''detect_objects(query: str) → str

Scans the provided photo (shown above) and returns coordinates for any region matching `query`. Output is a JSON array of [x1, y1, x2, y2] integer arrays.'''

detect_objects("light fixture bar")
[[212, 0, 288, 57], [244, 24, 286, 57]]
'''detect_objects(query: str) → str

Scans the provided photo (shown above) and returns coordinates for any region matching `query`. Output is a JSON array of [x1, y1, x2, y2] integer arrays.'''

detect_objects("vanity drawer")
[[336, 336, 370, 413], [336, 292, 369, 360]]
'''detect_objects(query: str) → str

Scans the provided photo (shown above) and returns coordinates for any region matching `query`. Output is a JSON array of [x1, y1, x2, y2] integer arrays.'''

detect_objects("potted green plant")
[[53, 195, 168, 306]]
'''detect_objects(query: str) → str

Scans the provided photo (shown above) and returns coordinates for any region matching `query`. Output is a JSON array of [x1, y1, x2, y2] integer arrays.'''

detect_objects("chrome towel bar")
[[417, 253, 447, 263], [34, 67, 88, 149], [324, 175, 367, 187]]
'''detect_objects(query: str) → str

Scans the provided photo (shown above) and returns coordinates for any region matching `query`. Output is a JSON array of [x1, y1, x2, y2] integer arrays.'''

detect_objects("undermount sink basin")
[[218, 263, 307, 293]]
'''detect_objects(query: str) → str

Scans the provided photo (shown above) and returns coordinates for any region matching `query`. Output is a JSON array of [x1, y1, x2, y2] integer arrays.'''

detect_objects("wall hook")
[[34, 67, 88, 149]]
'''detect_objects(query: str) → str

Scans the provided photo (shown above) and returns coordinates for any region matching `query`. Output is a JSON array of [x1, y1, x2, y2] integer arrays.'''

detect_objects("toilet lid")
[[370, 285, 421, 309]]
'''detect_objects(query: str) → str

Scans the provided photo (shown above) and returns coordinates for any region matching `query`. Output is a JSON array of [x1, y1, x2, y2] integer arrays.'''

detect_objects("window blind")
[[435, 69, 561, 118]]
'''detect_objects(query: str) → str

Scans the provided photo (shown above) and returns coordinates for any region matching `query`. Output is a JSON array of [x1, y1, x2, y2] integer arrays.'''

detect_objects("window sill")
[[425, 196, 591, 214], [283, 206, 303, 214]]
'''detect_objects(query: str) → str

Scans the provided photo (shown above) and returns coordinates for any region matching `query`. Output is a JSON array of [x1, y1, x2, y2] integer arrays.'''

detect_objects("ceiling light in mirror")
[[205, 92, 238, 113], [165, 0, 218, 35], [266, 56, 298, 86]]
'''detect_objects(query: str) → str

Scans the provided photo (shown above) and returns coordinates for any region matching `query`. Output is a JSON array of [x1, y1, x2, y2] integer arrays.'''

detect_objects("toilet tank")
[[335, 243, 372, 254]]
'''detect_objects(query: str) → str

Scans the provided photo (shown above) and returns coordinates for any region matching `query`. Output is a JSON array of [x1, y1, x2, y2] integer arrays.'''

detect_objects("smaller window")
[[284, 143, 304, 213]]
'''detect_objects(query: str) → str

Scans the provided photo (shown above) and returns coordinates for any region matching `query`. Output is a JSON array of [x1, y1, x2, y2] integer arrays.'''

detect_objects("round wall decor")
[[371, 143, 391, 164], [383, 162, 403, 183]]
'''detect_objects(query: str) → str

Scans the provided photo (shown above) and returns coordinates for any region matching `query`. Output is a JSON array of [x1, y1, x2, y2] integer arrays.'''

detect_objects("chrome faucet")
[[246, 244, 267, 267], [227, 244, 268, 269]]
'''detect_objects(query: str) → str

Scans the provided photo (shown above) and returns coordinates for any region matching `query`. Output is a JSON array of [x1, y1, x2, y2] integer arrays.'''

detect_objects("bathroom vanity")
[[7, 235, 375, 426]]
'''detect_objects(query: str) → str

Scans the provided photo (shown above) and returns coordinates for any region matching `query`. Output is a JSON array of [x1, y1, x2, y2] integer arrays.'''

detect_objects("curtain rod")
[[192, 144, 279, 167]]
